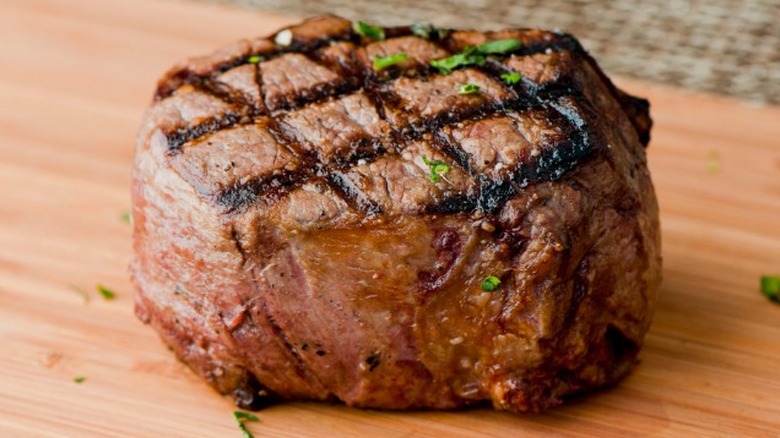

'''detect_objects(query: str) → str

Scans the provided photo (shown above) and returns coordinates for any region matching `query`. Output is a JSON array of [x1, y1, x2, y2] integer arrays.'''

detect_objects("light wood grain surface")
[[1, 0, 780, 437]]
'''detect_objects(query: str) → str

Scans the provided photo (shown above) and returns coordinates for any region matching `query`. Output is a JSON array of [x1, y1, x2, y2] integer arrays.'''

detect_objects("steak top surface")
[[131, 15, 661, 413]]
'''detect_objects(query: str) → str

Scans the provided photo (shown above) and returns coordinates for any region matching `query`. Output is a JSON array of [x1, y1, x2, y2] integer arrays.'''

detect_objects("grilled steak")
[[131, 15, 660, 413]]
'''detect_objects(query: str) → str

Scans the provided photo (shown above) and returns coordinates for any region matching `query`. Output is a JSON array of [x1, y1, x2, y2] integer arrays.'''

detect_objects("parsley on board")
[[761, 275, 780, 304], [233, 411, 260, 438], [96, 284, 116, 300]]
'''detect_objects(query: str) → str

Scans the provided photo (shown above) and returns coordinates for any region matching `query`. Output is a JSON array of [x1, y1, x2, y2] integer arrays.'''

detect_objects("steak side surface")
[[131, 15, 661, 413]]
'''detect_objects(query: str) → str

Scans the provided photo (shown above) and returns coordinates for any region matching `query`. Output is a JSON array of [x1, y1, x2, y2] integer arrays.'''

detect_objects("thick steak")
[[131, 15, 661, 413]]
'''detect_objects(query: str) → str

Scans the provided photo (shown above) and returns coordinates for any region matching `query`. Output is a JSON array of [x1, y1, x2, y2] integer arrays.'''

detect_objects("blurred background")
[[203, 0, 780, 105]]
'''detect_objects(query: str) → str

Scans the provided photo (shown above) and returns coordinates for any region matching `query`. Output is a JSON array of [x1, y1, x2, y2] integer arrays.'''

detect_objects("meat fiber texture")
[[131, 15, 661, 413]]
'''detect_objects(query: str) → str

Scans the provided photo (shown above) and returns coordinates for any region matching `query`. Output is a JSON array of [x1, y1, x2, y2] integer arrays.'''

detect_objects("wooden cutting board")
[[2, 0, 779, 436]]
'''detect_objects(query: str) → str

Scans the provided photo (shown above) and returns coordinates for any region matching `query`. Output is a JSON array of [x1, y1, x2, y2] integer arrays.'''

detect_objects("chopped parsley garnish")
[[422, 156, 450, 183], [353, 21, 385, 40], [481, 275, 501, 291], [74, 376, 86, 384], [96, 284, 116, 300], [247, 55, 261, 64], [374, 53, 408, 70], [233, 411, 260, 438], [430, 38, 522, 75], [477, 38, 522, 55], [500, 72, 522, 84], [430, 46, 485, 74], [459, 83, 481, 95], [120, 210, 131, 223], [761, 275, 780, 303]]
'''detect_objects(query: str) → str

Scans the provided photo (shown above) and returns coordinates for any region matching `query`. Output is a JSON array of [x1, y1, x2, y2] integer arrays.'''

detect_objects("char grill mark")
[[431, 132, 473, 174], [424, 194, 478, 215], [166, 112, 242, 152], [217, 171, 299, 212], [476, 177, 518, 214], [158, 23, 608, 217], [325, 172, 383, 216], [216, 64, 267, 113]]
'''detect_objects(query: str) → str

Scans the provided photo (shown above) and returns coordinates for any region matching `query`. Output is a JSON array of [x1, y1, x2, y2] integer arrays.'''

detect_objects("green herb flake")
[[410, 24, 448, 40], [353, 21, 385, 40], [477, 38, 522, 55], [500, 71, 522, 85], [761, 275, 780, 303], [69, 285, 90, 303], [374, 52, 408, 71], [74, 376, 86, 384], [422, 155, 450, 183], [120, 210, 131, 224], [459, 83, 481, 95], [247, 55, 262, 64], [96, 284, 116, 300], [411, 23, 433, 39], [233, 411, 260, 438], [706, 150, 721, 174], [429, 46, 485, 74], [481, 275, 501, 292], [430, 39, 522, 75]]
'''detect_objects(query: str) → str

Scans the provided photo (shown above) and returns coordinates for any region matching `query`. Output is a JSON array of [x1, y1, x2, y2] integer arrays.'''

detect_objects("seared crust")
[[131, 15, 660, 412]]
